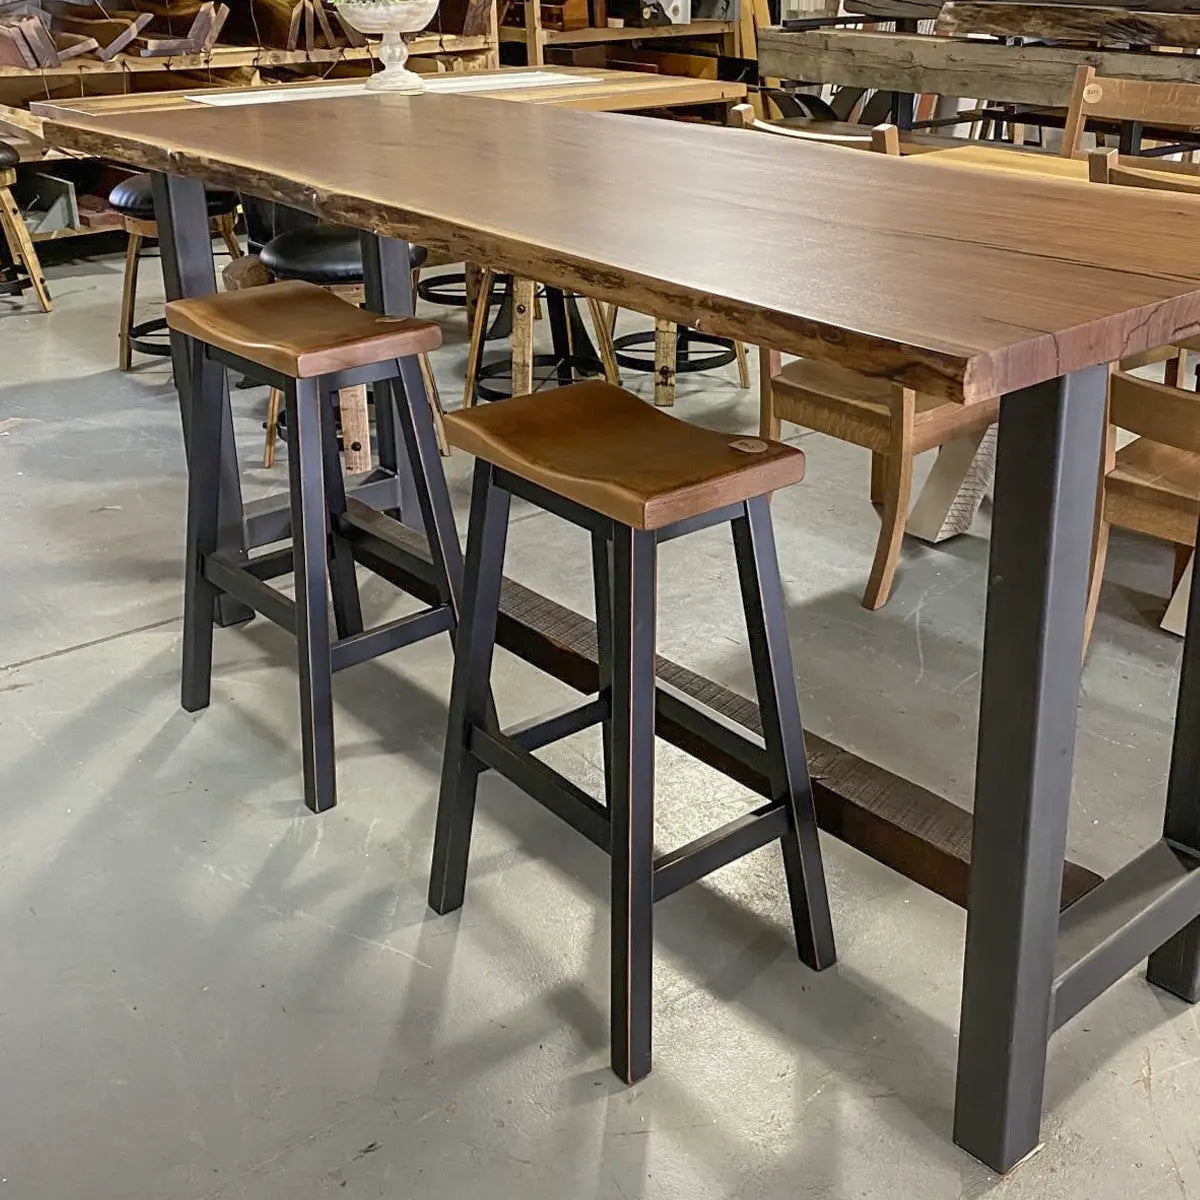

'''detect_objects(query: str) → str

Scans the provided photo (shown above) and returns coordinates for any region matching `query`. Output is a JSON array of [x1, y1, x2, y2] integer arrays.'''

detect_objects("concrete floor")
[[2, 247, 1199, 1200]]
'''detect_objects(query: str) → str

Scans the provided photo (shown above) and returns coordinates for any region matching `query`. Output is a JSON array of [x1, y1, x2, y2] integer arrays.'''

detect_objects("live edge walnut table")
[[37, 83, 1200, 1173]]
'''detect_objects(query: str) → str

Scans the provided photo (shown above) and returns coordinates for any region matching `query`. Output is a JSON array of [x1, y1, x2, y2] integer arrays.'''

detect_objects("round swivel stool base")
[[416, 270, 470, 308], [475, 353, 602, 404], [129, 316, 172, 359], [613, 327, 735, 375]]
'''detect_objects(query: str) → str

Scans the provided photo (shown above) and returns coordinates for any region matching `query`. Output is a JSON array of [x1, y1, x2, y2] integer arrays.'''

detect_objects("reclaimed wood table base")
[[36, 81, 1200, 1174]]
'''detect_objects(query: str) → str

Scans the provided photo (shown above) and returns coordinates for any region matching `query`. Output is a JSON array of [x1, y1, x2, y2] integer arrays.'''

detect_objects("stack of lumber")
[[758, 0, 1200, 111], [0, 0, 237, 66]]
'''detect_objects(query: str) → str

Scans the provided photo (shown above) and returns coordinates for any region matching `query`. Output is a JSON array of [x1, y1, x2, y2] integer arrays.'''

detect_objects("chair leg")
[[1165, 349, 1187, 389], [284, 376, 337, 814], [394, 354, 470, 617], [180, 341, 224, 714], [759, 348, 782, 441], [511, 277, 536, 397], [418, 352, 449, 456], [586, 296, 622, 386], [0, 184, 51, 313], [118, 229, 143, 371], [216, 212, 242, 260], [262, 387, 283, 468], [1083, 519, 1110, 651], [337, 383, 372, 474], [428, 461, 512, 914], [732, 496, 836, 969], [592, 532, 614, 805], [653, 318, 677, 408], [862, 449, 913, 610], [734, 340, 751, 389], [609, 523, 657, 1084], [318, 381, 364, 639], [870, 452, 886, 507], [462, 266, 494, 408]]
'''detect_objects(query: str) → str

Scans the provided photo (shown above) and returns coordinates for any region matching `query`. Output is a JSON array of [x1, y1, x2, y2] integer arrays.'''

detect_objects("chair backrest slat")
[[1110, 371, 1200, 453], [1063, 65, 1200, 157]]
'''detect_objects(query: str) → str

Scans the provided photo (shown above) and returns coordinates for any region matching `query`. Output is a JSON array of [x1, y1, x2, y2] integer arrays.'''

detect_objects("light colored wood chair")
[[0, 143, 51, 313], [1062, 65, 1200, 159], [731, 103, 999, 609], [1085, 147, 1200, 643]]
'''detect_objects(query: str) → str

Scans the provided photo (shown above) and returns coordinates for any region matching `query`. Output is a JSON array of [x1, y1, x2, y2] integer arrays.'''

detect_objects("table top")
[[37, 90, 1200, 404], [31, 66, 745, 120]]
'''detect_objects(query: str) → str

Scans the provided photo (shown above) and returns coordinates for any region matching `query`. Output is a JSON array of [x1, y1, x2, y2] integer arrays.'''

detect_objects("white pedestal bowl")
[[337, 0, 441, 94]]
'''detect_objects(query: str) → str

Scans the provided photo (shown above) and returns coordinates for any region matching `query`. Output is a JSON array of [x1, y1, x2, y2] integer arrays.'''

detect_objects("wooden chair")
[[731, 103, 1000, 609], [1084, 148, 1200, 643], [1062, 65, 1200, 159], [0, 141, 51, 313]]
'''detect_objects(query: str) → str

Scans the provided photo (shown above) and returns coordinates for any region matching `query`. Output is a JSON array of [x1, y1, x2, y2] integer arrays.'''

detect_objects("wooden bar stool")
[[258, 224, 446, 468], [428, 380, 835, 1083], [110, 172, 241, 369], [0, 141, 51, 313], [166, 279, 456, 815]]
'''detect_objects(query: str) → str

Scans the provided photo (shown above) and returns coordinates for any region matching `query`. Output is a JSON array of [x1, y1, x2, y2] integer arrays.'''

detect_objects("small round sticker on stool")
[[729, 437, 770, 454]]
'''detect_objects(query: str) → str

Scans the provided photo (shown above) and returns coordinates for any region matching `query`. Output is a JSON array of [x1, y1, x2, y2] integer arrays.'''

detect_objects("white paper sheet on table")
[[188, 72, 603, 107]]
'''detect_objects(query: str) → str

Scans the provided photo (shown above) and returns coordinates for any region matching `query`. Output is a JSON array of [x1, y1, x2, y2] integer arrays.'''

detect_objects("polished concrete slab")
[[2, 251, 1199, 1199]]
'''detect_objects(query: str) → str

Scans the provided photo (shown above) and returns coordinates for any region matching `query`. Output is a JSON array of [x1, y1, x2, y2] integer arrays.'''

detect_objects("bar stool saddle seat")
[[108, 172, 237, 220], [261, 224, 426, 284], [0, 143, 17, 169], [165, 279, 442, 378], [443, 381, 805, 529]]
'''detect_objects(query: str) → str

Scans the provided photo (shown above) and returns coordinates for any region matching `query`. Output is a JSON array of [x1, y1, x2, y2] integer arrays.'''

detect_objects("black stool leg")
[[392, 357, 468, 616], [181, 339, 224, 713], [428, 462, 511, 914], [732, 496, 835, 971], [609, 523, 657, 1084], [284, 376, 337, 814], [319, 384, 364, 639], [591, 532, 615, 804]]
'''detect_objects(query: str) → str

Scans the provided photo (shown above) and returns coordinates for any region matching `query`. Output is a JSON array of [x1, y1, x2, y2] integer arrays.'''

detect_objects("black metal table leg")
[[360, 232, 420, 529], [953, 366, 1107, 1173], [152, 172, 253, 627], [609, 524, 657, 1085], [1147, 515, 1200, 1001]]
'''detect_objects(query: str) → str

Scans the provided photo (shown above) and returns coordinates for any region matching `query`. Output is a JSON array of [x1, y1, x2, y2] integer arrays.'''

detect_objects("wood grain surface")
[[32, 66, 745, 119], [758, 28, 1200, 109], [39, 89, 1200, 403], [938, 1, 1200, 46]]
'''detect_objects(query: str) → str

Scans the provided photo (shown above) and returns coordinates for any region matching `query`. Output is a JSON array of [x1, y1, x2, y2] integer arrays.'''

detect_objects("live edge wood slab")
[[37, 90, 1200, 405]]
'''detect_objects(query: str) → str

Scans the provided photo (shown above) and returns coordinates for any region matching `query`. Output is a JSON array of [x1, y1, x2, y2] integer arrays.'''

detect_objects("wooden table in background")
[[36, 84, 1200, 1174]]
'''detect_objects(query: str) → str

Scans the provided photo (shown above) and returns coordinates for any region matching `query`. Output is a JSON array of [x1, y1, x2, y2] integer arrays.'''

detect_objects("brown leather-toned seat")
[[164, 279, 442, 379], [442, 381, 806, 530]]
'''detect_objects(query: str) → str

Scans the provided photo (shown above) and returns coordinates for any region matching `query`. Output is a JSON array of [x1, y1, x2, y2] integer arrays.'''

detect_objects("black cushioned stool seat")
[[108, 173, 238, 221], [0, 142, 18, 171], [260, 225, 426, 286]]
